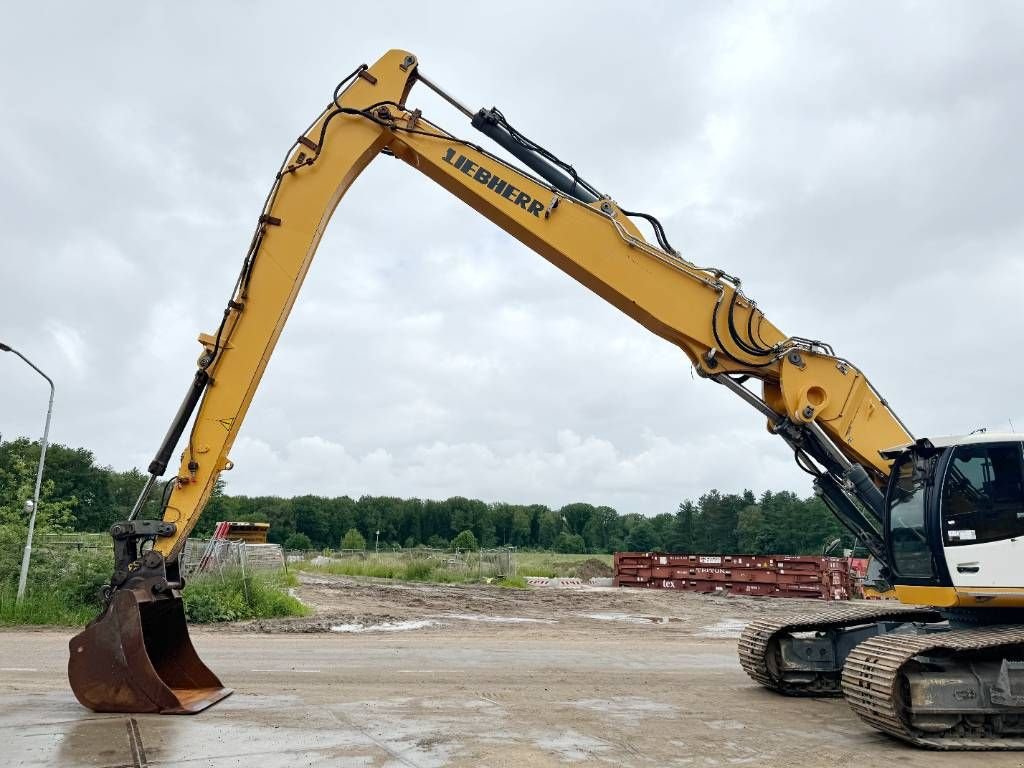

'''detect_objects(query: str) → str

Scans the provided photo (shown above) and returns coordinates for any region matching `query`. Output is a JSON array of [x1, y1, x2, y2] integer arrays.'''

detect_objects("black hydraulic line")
[[753, 309, 773, 349], [726, 290, 775, 358], [147, 369, 209, 477], [159, 477, 177, 510], [490, 108, 604, 199], [470, 108, 600, 204], [710, 294, 778, 369], [619, 208, 677, 254], [846, 462, 886, 521], [815, 473, 889, 565]]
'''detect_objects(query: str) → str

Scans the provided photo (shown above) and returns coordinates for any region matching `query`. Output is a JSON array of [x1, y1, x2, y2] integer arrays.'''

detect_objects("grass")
[[305, 556, 475, 584], [0, 584, 97, 626], [299, 550, 614, 585], [183, 570, 308, 623], [402, 560, 436, 581], [0, 571, 309, 627], [0, 547, 609, 624], [496, 576, 527, 589]]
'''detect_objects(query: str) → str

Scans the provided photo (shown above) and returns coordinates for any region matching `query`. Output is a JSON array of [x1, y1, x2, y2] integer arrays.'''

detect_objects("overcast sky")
[[1, 2, 1022, 515]]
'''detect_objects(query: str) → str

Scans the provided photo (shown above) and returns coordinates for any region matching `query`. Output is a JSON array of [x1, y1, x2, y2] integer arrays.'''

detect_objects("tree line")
[[0, 437, 852, 555]]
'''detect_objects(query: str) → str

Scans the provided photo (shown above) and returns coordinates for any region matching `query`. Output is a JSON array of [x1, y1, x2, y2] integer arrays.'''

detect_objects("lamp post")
[[1, 343, 55, 603]]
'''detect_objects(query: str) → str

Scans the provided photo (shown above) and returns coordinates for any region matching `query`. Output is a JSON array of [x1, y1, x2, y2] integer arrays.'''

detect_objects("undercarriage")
[[739, 605, 1024, 749]]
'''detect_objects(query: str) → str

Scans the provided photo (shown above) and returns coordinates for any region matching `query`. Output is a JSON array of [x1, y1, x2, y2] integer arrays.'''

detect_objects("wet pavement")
[[4, 628, 742, 767], [6, 583, 1024, 766]]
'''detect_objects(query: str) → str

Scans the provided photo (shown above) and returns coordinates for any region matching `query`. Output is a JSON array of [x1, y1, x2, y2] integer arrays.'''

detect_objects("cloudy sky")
[[1, 2, 1022, 515]]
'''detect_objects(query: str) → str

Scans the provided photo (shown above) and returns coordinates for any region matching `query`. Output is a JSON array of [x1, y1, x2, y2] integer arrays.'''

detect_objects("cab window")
[[888, 455, 934, 578], [942, 442, 1024, 546]]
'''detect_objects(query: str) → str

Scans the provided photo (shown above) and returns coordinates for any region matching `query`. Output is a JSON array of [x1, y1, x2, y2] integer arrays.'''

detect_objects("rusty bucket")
[[68, 587, 232, 714]]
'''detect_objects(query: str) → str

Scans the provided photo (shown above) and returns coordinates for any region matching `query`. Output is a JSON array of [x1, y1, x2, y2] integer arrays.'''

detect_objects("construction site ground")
[[5, 573, 1024, 767]]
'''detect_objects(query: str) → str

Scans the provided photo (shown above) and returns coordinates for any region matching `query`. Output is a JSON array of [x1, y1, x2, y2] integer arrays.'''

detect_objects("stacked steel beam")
[[614, 552, 852, 600]]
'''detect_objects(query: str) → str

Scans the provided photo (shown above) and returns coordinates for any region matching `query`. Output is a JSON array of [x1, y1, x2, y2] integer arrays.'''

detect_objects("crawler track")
[[738, 603, 941, 696], [843, 625, 1024, 750]]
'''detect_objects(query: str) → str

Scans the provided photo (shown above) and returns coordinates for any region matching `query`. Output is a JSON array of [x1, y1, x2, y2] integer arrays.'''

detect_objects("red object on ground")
[[613, 552, 853, 600], [848, 557, 870, 577]]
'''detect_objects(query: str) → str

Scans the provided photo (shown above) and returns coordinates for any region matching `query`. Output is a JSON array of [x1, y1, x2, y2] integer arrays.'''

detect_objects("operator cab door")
[[940, 441, 1024, 589]]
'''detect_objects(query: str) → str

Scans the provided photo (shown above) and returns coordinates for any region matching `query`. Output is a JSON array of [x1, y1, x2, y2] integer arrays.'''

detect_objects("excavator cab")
[[68, 521, 231, 713], [883, 433, 1024, 602]]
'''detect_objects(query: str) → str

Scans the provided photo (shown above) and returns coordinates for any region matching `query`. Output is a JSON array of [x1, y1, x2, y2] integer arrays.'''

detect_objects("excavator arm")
[[68, 49, 912, 714]]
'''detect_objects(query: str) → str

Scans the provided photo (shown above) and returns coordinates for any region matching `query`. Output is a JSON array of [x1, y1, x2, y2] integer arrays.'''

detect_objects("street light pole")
[[1, 343, 55, 603]]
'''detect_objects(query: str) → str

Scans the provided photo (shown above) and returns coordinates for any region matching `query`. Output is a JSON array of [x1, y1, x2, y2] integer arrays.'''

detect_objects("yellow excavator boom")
[[69, 49, 912, 715], [159, 49, 910, 558]]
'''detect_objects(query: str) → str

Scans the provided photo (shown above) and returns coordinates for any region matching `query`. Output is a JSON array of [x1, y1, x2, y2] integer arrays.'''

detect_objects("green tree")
[[583, 505, 618, 552], [694, 490, 754, 553], [554, 531, 586, 553], [668, 501, 696, 552], [736, 504, 769, 553], [536, 508, 562, 548], [511, 506, 534, 546], [451, 529, 479, 551], [559, 502, 595, 536], [625, 518, 656, 551], [0, 443, 75, 532], [292, 495, 332, 547], [283, 532, 312, 551], [341, 527, 367, 550]]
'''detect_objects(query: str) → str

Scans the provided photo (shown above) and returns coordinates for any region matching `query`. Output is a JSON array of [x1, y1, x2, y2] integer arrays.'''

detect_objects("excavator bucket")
[[68, 588, 232, 714]]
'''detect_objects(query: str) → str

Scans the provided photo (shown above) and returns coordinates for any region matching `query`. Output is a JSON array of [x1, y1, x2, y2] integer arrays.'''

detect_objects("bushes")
[[183, 570, 308, 623], [0, 584, 97, 625], [0, 524, 306, 626], [283, 532, 312, 551], [340, 528, 366, 550], [451, 529, 478, 551], [0, 524, 110, 625], [553, 532, 586, 554]]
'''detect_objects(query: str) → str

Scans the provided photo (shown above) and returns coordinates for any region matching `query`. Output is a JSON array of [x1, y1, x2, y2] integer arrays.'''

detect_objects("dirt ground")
[[5, 574, 1024, 767], [239, 572, 789, 637]]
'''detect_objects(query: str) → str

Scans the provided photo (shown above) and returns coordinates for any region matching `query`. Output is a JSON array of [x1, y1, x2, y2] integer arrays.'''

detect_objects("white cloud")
[[227, 425, 799, 515], [2, 2, 1022, 515]]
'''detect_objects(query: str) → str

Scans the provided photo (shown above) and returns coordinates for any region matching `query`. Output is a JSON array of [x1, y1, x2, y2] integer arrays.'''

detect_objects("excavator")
[[68, 49, 1024, 749]]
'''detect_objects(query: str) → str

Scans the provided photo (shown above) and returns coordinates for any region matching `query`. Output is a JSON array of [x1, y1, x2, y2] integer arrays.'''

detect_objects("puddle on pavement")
[[697, 618, 747, 638], [570, 696, 678, 726], [533, 729, 612, 761], [15, 708, 375, 768], [330, 619, 443, 633], [331, 697, 496, 767], [583, 612, 685, 625], [448, 613, 556, 624], [329, 614, 558, 632]]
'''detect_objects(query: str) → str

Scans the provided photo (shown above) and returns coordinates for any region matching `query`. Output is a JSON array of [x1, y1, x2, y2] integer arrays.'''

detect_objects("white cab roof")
[[881, 432, 1024, 458]]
